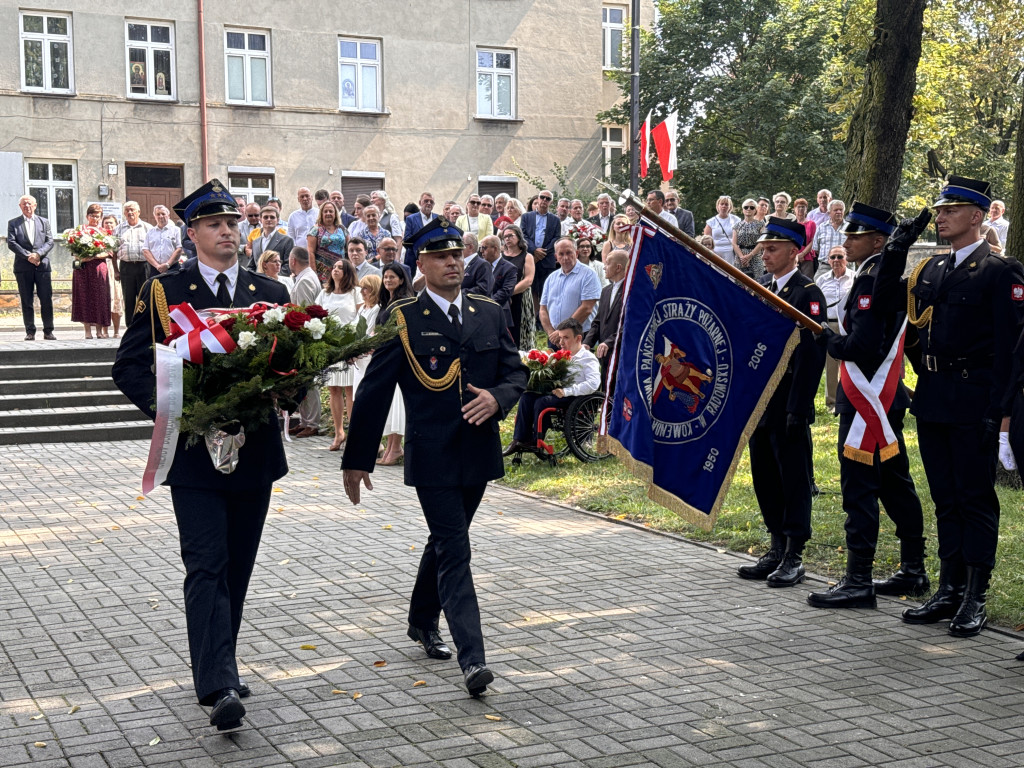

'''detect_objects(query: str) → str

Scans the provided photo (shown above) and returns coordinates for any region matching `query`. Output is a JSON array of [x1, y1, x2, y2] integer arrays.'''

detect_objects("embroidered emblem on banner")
[[622, 396, 633, 422], [645, 263, 663, 290], [858, 295, 871, 310], [636, 298, 730, 444]]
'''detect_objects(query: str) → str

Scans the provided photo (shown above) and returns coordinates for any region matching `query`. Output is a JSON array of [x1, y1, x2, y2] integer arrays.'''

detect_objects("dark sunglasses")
[[742, 206, 756, 210], [539, 195, 553, 201], [829, 255, 845, 260]]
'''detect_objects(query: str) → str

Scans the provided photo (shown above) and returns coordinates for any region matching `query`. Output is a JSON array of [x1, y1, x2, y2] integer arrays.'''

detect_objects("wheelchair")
[[507, 391, 613, 467]]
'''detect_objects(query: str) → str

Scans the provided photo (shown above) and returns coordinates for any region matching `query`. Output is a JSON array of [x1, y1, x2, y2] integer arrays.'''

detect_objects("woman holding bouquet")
[[71, 204, 112, 339], [317, 259, 362, 451]]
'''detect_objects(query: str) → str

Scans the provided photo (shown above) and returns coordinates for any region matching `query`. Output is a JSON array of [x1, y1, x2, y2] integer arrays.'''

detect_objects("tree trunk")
[[1007, 77, 1024, 265], [842, 0, 927, 211]]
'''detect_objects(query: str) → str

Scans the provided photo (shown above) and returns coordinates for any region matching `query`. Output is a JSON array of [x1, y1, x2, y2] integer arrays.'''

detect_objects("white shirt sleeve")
[[564, 349, 602, 397]]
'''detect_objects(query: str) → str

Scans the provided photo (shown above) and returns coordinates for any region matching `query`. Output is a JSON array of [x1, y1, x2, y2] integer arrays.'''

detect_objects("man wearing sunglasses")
[[519, 190, 561, 318]]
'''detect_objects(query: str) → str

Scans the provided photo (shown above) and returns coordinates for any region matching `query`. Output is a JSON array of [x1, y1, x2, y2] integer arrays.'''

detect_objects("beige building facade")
[[0, 0, 651, 259]]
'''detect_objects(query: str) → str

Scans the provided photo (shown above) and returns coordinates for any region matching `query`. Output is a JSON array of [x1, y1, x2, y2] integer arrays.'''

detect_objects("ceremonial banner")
[[602, 225, 800, 529]]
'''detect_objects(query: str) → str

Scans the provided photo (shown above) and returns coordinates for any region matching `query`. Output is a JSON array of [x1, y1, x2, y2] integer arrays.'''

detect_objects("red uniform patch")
[[858, 295, 871, 310], [809, 301, 821, 316], [1013, 284, 1024, 302]]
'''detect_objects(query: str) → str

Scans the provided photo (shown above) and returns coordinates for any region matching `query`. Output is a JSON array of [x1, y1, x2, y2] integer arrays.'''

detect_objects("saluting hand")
[[889, 208, 932, 251], [343, 469, 373, 504], [462, 384, 499, 425]]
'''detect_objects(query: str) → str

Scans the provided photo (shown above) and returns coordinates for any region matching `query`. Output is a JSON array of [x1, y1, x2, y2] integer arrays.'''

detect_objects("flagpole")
[[604, 183, 823, 334]]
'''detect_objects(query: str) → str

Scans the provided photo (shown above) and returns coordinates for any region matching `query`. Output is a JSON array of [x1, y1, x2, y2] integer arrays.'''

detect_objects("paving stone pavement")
[[2, 438, 1024, 768]]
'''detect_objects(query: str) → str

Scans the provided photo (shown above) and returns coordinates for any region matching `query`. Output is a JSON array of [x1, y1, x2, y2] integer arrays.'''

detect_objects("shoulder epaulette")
[[467, 293, 498, 304], [391, 296, 418, 309], [860, 263, 875, 276]]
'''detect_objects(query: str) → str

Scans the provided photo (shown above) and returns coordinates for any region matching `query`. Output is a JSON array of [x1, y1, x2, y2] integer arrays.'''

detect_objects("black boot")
[[901, 560, 965, 624], [874, 539, 930, 597], [807, 550, 876, 608], [737, 533, 785, 580], [948, 565, 990, 637], [767, 538, 806, 588]]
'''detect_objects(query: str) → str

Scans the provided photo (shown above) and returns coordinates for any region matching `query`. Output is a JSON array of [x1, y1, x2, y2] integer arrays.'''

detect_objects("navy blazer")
[[462, 255, 493, 296], [583, 280, 623, 350], [112, 259, 292, 491], [489, 257, 519, 328], [7, 215, 55, 273], [402, 211, 439, 269], [519, 211, 562, 269]]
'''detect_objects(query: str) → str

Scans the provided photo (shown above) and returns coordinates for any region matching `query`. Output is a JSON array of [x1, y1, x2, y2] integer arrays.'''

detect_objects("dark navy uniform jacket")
[[874, 241, 1024, 423], [826, 254, 912, 415], [343, 291, 527, 487], [759, 272, 828, 422], [112, 258, 291, 490]]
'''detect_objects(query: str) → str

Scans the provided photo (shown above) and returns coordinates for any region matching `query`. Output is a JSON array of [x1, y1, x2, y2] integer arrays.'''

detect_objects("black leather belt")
[[923, 353, 994, 373]]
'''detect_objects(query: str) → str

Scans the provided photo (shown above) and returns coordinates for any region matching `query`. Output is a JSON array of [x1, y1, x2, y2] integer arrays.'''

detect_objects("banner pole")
[[599, 181, 824, 334]]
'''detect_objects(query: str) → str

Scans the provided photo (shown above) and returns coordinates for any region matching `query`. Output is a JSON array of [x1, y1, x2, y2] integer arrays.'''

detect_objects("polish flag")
[[639, 110, 652, 179], [651, 111, 678, 181]]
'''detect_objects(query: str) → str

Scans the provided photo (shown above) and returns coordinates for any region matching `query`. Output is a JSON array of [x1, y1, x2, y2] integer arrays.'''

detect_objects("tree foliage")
[[598, 0, 1023, 221]]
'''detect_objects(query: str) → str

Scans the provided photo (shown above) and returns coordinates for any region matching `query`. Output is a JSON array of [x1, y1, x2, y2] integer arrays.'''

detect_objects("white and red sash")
[[838, 317, 907, 465]]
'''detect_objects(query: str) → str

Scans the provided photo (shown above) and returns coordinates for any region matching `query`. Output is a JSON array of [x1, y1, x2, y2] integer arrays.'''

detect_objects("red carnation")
[[528, 350, 542, 361], [284, 310, 311, 330], [219, 317, 237, 333], [305, 304, 329, 319], [248, 307, 266, 324]]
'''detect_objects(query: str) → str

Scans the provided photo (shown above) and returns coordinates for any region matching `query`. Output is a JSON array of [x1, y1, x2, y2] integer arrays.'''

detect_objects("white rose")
[[237, 331, 258, 349], [263, 307, 286, 326], [304, 317, 326, 340]]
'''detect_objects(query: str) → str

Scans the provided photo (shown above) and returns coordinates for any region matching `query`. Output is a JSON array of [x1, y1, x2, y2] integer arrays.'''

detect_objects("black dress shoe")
[[209, 688, 245, 731], [502, 440, 527, 457], [464, 663, 494, 697], [237, 678, 251, 698], [407, 625, 452, 660], [737, 533, 785, 580], [24, 334, 34, 341], [902, 560, 965, 624], [948, 566, 990, 638], [767, 552, 805, 587], [43, 333, 56, 340]]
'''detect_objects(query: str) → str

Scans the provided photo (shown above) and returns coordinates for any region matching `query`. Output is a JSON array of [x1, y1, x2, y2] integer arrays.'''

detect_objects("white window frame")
[[602, 127, 625, 179], [125, 19, 176, 100], [19, 11, 74, 94], [24, 159, 78, 231], [227, 172, 275, 205], [475, 48, 516, 120], [602, 6, 626, 71], [337, 37, 382, 112], [224, 28, 272, 106]]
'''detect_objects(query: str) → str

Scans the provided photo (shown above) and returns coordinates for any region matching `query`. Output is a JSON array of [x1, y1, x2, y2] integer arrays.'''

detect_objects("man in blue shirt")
[[539, 238, 602, 350]]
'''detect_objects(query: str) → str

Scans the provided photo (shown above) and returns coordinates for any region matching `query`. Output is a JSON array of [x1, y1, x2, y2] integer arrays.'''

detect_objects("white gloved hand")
[[998, 432, 1017, 471]]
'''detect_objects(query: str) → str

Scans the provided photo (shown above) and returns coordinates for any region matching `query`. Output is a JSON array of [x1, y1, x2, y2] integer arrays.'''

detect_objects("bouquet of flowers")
[[521, 348, 575, 394], [59, 225, 120, 269], [165, 302, 397, 444], [566, 220, 606, 249]]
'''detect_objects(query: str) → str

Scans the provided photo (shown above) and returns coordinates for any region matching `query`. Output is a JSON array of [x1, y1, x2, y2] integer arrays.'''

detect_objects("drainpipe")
[[197, 0, 209, 180]]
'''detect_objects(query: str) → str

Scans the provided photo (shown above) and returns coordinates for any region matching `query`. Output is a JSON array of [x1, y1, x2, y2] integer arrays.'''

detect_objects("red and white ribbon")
[[168, 303, 237, 362], [838, 317, 907, 465]]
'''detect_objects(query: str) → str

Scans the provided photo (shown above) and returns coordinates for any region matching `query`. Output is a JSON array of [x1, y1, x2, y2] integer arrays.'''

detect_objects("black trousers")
[[120, 261, 149, 322], [917, 419, 999, 569], [837, 409, 924, 554], [15, 269, 53, 335], [532, 264, 555, 321], [513, 392, 566, 443], [749, 416, 813, 542], [170, 484, 271, 705], [409, 484, 487, 670], [1011, 390, 1024, 478]]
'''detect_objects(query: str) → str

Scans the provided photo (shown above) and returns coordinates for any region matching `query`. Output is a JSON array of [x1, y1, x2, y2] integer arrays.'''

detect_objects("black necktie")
[[448, 303, 462, 335], [216, 273, 231, 306], [769, 278, 779, 295]]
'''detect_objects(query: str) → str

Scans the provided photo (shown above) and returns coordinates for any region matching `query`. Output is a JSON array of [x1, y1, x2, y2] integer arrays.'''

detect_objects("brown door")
[[125, 164, 184, 225]]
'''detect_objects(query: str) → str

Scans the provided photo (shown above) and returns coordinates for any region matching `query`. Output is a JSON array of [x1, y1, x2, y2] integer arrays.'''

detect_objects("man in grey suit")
[[249, 206, 294, 274], [665, 190, 696, 237], [7, 194, 55, 340]]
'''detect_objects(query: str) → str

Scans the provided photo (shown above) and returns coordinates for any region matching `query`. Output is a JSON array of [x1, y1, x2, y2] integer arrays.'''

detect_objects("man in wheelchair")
[[503, 318, 601, 456]]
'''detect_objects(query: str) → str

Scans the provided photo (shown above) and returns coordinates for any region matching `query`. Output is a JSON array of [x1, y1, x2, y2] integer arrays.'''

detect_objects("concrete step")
[[2, 377, 117, 396], [0, 343, 119, 366], [1, 361, 113, 381], [0, 403, 140, 428], [0, 420, 152, 445], [0, 390, 133, 412]]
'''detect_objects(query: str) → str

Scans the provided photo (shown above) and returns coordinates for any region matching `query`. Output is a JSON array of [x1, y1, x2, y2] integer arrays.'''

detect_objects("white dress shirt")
[[425, 287, 463, 321], [23, 215, 36, 244], [196, 259, 239, 300]]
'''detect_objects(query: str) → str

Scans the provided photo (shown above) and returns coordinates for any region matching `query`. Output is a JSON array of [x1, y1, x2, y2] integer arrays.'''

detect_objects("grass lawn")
[[496, 371, 1024, 629]]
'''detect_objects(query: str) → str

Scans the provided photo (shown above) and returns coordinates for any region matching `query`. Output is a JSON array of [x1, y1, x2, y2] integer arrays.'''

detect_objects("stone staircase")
[[0, 342, 152, 444]]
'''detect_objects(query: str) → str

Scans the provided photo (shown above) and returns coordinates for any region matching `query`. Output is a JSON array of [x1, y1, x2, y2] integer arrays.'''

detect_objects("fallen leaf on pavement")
[[136, 496, 145, 501], [300, 644, 317, 650], [484, 714, 502, 721], [110, 526, 120, 530], [373, 661, 387, 668], [30, 714, 44, 720], [34, 742, 46, 748], [413, 681, 426, 687], [68, 706, 80, 714], [352, 692, 362, 700], [331, 689, 346, 695], [382, 525, 392, 530], [148, 737, 160, 746], [91, 538, 104, 544], [279, 559, 290, 565]]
